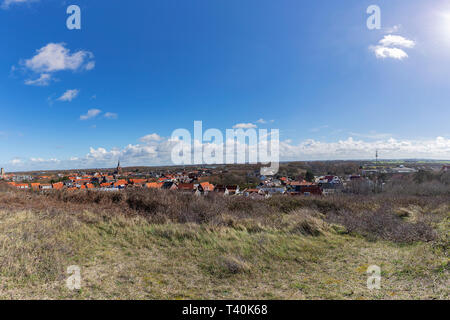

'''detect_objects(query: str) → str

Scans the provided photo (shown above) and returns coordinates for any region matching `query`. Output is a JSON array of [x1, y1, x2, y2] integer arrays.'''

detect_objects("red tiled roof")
[[113, 180, 127, 187], [130, 179, 147, 184], [145, 182, 163, 189], [100, 182, 112, 187], [52, 182, 64, 190], [200, 182, 214, 191]]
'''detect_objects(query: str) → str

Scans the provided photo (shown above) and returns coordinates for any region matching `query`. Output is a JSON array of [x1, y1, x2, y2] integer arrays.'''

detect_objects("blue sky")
[[1, 0, 450, 171]]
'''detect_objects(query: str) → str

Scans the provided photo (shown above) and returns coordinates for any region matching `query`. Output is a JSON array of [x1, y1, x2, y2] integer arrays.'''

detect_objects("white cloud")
[[348, 132, 392, 140], [379, 35, 415, 48], [370, 34, 415, 60], [4, 136, 450, 171], [256, 118, 267, 124], [280, 137, 450, 161], [18, 43, 94, 87], [24, 73, 52, 86], [80, 109, 101, 120], [81, 136, 450, 164], [22, 43, 94, 73], [57, 89, 79, 102], [104, 112, 118, 119], [84, 144, 160, 167], [10, 158, 22, 165], [233, 123, 257, 129], [1, 0, 36, 9], [371, 45, 409, 60], [30, 157, 60, 163], [140, 133, 162, 143]]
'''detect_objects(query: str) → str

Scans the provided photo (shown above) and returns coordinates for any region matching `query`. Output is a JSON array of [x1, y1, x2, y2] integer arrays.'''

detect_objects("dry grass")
[[0, 184, 448, 299], [3, 186, 446, 243]]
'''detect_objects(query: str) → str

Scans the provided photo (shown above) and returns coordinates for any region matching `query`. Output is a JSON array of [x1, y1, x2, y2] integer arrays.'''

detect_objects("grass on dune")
[[0, 206, 447, 300]]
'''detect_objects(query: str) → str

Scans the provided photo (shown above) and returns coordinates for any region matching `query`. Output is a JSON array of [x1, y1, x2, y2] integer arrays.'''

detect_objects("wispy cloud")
[[24, 73, 52, 86], [85, 61, 95, 71], [80, 109, 101, 120], [384, 24, 402, 34], [30, 157, 59, 163], [57, 89, 79, 102], [233, 123, 257, 129], [104, 112, 118, 119], [256, 118, 267, 124], [10, 158, 22, 165], [1, 0, 37, 10]]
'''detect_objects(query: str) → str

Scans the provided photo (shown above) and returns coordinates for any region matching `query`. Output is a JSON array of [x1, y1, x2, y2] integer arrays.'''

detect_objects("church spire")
[[115, 160, 122, 175]]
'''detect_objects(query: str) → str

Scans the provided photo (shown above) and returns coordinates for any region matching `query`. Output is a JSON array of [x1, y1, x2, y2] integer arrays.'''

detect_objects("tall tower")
[[0, 168, 4, 178], [375, 150, 378, 166], [116, 160, 122, 175]]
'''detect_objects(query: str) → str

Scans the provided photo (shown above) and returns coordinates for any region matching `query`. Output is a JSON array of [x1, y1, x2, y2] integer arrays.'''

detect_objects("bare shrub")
[[326, 208, 436, 243], [2, 186, 446, 245], [346, 180, 373, 195], [384, 180, 450, 196], [0, 181, 14, 192], [283, 209, 329, 236], [266, 196, 341, 214], [227, 197, 254, 212]]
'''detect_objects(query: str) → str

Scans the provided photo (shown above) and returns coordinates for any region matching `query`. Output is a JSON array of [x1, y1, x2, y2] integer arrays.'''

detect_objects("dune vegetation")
[[0, 183, 448, 299]]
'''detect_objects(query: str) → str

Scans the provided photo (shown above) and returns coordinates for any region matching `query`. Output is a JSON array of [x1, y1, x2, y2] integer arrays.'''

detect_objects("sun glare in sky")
[[438, 11, 450, 41]]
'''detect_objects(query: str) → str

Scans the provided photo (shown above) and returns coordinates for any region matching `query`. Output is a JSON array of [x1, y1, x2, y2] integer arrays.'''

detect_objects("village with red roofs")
[[1, 160, 449, 197]]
